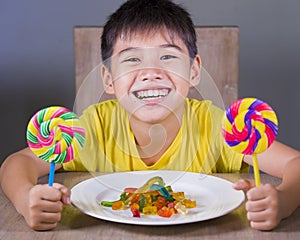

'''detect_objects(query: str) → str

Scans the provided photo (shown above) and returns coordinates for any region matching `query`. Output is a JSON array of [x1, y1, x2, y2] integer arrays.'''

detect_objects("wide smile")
[[133, 88, 171, 100]]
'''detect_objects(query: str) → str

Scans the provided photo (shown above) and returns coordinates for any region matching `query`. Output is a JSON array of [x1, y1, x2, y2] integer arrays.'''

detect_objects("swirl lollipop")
[[222, 98, 278, 186], [27, 106, 85, 186]]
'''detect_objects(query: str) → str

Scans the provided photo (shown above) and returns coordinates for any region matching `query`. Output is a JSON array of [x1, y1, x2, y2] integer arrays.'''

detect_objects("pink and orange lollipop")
[[222, 98, 278, 186]]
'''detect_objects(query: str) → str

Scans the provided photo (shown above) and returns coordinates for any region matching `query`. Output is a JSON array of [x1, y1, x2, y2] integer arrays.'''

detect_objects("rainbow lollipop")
[[26, 106, 85, 186], [222, 98, 278, 186]]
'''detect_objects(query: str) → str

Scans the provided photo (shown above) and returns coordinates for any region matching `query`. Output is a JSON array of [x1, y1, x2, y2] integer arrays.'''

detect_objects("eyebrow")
[[117, 43, 184, 56], [159, 43, 183, 52]]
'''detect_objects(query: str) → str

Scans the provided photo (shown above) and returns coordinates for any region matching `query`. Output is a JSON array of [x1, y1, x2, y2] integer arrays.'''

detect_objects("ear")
[[189, 55, 201, 87], [101, 64, 115, 94]]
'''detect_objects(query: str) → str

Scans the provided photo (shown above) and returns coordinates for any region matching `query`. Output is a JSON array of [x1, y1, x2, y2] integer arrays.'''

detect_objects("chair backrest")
[[74, 26, 239, 108]]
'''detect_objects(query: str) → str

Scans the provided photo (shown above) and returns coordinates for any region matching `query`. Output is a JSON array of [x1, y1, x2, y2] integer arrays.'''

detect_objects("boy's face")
[[102, 28, 201, 124]]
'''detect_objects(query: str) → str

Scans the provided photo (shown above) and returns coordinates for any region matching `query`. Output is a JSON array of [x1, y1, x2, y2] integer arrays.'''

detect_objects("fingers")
[[246, 184, 278, 202], [31, 184, 61, 202], [232, 179, 255, 192], [38, 198, 64, 212], [250, 220, 277, 231], [245, 196, 268, 212], [27, 211, 62, 231], [31, 184, 71, 204], [244, 184, 281, 230], [25, 183, 70, 230], [247, 210, 280, 231], [53, 183, 71, 205], [233, 180, 282, 230]]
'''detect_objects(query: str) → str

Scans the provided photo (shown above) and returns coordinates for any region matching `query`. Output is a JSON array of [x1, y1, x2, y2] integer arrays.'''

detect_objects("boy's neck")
[[129, 107, 184, 166]]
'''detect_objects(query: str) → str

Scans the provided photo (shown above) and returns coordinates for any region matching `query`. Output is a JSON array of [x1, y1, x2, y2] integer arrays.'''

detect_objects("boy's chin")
[[128, 106, 181, 124]]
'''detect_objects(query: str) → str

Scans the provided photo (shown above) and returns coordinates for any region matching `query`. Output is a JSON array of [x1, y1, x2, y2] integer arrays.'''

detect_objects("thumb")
[[232, 179, 255, 192], [52, 183, 71, 205]]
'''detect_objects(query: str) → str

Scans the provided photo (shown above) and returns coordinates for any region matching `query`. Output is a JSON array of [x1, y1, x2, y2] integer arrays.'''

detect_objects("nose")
[[138, 68, 163, 82]]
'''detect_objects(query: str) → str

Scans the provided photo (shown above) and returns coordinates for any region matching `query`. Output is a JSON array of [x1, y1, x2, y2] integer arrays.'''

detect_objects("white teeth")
[[135, 89, 169, 99]]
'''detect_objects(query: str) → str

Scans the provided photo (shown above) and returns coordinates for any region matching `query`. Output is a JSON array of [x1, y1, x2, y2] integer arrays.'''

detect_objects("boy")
[[0, 0, 299, 231]]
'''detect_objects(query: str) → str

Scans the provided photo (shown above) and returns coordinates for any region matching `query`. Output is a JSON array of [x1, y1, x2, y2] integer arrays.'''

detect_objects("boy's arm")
[[241, 141, 300, 230], [0, 148, 52, 204], [244, 141, 300, 178], [0, 148, 68, 230]]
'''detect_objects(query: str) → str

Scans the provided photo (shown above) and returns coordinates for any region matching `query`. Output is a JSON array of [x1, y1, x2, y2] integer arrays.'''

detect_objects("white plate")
[[71, 170, 244, 225]]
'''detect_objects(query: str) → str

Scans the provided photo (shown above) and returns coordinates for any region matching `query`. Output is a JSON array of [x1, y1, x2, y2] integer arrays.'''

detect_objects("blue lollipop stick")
[[48, 162, 56, 186]]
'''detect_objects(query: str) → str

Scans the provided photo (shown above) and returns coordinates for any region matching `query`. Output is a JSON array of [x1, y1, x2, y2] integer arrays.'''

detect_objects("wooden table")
[[1, 172, 299, 240]]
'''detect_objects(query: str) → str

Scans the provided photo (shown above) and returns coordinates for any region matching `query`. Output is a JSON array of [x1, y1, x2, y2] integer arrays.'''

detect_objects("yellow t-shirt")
[[62, 99, 248, 173]]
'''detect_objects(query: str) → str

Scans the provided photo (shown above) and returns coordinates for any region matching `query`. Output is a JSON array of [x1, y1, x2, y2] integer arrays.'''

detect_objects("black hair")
[[101, 0, 197, 63]]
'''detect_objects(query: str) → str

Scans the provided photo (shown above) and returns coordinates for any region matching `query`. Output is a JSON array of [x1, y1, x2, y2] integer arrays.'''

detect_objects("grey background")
[[0, 0, 299, 164]]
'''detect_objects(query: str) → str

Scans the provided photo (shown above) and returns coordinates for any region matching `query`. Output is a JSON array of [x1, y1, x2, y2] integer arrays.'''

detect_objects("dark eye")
[[160, 55, 177, 60], [123, 57, 141, 63]]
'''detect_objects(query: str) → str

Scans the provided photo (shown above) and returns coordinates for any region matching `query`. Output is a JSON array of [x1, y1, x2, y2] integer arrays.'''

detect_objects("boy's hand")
[[233, 179, 282, 231], [21, 183, 71, 231]]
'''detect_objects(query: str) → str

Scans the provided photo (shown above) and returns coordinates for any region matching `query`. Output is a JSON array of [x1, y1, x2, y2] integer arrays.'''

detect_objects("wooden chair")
[[74, 26, 239, 112]]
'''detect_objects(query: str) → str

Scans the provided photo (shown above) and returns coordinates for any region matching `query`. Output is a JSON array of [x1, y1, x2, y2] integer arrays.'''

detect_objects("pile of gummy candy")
[[100, 176, 196, 218]]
